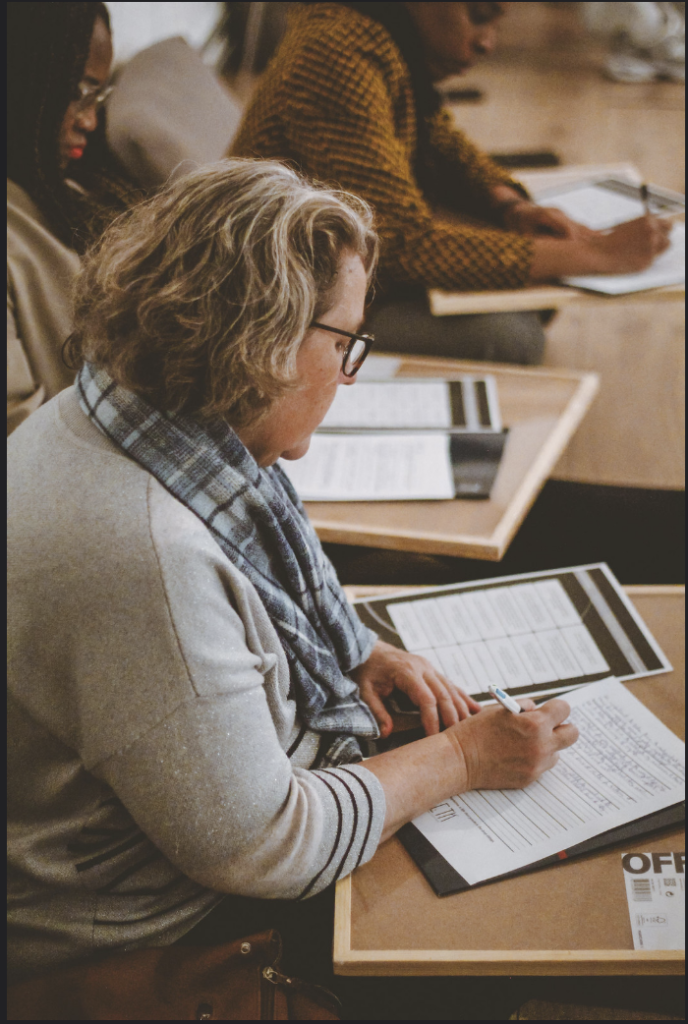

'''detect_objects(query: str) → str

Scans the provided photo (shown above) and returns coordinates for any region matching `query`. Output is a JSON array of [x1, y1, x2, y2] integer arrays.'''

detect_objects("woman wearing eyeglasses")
[[8, 160, 576, 1012], [7, 2, 137, 434]]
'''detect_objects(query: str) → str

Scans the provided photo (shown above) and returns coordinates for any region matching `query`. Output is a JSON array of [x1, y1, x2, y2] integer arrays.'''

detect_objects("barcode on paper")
[[632, 879, 653, 902]]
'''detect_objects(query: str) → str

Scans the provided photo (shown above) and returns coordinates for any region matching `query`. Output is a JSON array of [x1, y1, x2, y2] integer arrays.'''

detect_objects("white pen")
[[488, 684, 522, 715]]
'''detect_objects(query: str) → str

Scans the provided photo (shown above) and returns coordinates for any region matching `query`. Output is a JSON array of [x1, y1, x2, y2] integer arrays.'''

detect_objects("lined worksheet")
[[354, 354, 402, 380], [321, 381, 452, 429], [412, 678, 685, 886], [280, 432, 455, 501], [319, 377, 501, 432], [355, 564, 672, 700]]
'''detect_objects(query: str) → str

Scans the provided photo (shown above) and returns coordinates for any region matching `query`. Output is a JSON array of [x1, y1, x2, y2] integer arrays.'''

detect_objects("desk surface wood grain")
[[305, 356, 598, 560], [334, 586, 685, 976]]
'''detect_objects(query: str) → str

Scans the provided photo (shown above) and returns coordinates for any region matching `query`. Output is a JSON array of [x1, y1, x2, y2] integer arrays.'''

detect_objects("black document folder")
[[449, 429, 507, 499], [362, 710, 685, 897], [397, 802, 686, 897]]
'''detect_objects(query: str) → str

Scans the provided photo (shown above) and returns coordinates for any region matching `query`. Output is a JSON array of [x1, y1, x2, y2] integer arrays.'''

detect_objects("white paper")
[[412, 679, 685, 886], [542, 184, 649, 230], [320, 381, 452, 429], [564, 223, 685, 295], [538, 181, 685, 230], [354, 355, 402, 380], [387, 577, 605, 694], [280, 433, 455, 501], [622, 852, 685, 951]]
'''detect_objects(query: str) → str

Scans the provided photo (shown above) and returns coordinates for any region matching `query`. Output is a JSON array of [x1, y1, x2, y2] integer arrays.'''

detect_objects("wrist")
[[442, 724, 471, 795], [494, 197, 531, 229]]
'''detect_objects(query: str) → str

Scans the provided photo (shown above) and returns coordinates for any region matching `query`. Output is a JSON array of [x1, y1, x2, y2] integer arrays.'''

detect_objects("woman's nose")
[[75, 105, 99, 133], [475, 26, 497, 56]]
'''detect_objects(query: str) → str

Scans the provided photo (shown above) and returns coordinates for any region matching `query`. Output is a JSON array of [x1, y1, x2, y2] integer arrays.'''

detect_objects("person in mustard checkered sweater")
[[232, 2, 670, 363]]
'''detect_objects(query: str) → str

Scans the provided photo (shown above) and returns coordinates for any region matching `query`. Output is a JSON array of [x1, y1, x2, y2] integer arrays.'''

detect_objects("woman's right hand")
[[449, 697, 579, 792], [587, 215, 672, 275], [529, 215, 672, 282]]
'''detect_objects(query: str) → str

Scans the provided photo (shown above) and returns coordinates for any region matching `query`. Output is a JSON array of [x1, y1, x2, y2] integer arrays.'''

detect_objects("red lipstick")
[[68, 147, 84, 160]]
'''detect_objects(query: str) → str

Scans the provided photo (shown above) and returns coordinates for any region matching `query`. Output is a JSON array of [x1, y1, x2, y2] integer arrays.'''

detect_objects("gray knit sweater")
[[7, 388, 385, 984]]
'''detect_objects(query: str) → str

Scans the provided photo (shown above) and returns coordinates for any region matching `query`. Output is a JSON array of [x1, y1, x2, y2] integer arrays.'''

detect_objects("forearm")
[[528, 236, 606, 282], [363, 729, 468, 843]]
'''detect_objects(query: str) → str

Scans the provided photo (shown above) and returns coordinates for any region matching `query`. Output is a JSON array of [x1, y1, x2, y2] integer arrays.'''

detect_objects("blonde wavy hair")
[[67, 159, 378, 426]]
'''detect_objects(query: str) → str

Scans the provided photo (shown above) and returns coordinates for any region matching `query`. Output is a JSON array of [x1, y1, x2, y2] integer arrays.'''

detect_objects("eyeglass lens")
[[343, 337, 369, 375], [74, 83, 112, 113]]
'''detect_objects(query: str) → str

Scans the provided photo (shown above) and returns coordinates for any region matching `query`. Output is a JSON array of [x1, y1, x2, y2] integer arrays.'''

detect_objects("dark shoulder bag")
[[7, 930, 341, 1020]]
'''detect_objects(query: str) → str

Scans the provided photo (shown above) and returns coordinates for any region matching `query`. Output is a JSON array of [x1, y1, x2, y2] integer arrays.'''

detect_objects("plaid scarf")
[[77, 363, 379, 741]]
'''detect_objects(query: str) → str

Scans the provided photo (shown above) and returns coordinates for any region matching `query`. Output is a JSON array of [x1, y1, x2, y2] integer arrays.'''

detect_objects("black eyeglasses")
[[310, 321, 375, 377]]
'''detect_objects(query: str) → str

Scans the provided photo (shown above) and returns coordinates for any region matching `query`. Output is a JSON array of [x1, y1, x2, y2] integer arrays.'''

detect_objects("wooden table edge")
[[335, 585, 685, 975], [308, 369, 599, 560], [428, 283, 685, 317]]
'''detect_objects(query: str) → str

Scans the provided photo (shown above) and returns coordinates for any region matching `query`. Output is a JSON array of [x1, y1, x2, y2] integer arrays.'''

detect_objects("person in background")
[[584, 1, 685, 83], [8, 160, 577, 1018], [232, 1, 671, 363], [7, 1, 138, 434]]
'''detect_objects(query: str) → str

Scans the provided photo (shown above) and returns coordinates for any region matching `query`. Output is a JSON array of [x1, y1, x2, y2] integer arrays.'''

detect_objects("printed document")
[[321, 381, 452, 430], [412, 678, 685, 886], [354, 354, 402, 380], [365, 565, 672, 702], [280, 432, 455, 501], [622, 851, 685, 951]]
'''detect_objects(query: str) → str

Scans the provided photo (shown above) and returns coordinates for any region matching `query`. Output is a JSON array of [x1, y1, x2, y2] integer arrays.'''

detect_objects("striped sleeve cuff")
[[296, 763, 386, 899]]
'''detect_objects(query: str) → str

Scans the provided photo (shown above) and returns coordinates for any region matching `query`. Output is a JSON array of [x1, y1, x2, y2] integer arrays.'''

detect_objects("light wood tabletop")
[[428, 164, 685, 318], [304, 355, 598, 560], [334, 585, 685, 977]]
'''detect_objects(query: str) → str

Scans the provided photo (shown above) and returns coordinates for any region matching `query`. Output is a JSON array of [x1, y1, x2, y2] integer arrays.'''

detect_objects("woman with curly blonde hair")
[[8, 158, 575, 1015]]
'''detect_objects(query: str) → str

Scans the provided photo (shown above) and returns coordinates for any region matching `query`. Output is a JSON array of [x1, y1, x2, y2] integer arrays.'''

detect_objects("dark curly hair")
[[7, 1, 140, 253]]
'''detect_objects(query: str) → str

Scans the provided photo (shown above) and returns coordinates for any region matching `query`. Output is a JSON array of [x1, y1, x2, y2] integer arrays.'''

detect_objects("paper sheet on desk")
[[564, 223, 685, 296], [412, 678, 685, 887], [280, 432, 455, 501], [538, 180, 685, 231], [321, 381, 452, 429], [354, 354, 402, 380]]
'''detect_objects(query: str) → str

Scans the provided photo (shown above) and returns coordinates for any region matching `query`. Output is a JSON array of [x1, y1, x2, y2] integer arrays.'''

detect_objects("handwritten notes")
[[413, 679, 685, 886]]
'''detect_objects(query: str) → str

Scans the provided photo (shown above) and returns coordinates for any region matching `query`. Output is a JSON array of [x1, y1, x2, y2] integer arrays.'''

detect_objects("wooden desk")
[[335, 585, 685, 976], [304, 355, 597, 560], [428, 163, 685, 317]]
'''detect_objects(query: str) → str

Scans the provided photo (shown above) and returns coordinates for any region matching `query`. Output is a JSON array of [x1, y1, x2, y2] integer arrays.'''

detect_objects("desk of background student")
[[428, 163, 686, 493], [303, 355, 598, 561], [335, 585, 685, 977]]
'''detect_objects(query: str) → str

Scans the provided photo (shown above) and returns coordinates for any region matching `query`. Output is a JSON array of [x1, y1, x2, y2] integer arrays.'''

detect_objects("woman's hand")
[[585, 215, 672, 274], [448, 697, 579, 791], [351, 639, 481, 739], [362, 695, 579, 842], [528, 214, 672, 282], [502, 200, 592, 241]]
